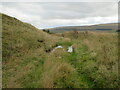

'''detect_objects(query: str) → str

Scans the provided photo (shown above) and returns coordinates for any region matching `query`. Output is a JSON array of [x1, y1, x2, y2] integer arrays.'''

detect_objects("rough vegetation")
[[2, 13, 119, 88]]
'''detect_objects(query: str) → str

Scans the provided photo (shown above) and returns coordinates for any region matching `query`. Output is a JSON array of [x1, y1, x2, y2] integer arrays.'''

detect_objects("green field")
[[2, 13, 119, 88]]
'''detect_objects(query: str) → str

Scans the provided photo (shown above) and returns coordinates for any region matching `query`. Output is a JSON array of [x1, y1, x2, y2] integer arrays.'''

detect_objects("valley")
[[2, 13, 119, 88]]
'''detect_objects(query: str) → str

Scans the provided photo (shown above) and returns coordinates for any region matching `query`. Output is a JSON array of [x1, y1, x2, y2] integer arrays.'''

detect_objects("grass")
[[2, 13, 119, 88], [57, 31, 119, 88], [2, 13, 62, 88]]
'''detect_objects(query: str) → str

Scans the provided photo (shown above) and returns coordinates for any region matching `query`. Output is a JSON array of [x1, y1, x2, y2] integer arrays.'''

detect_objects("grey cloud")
[[39, 2, 117, 19], [1, 2, 118, 28]]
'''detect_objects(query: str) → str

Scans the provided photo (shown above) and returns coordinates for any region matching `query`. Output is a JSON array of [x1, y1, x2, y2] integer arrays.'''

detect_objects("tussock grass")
[[2, 13, 68, 88], [58, 31, 118, 88], [2, 13, 119, 88]]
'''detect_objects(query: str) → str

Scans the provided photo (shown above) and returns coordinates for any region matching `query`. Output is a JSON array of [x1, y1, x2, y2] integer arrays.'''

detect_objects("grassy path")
[[61, 47, 96, 88], [40, 41, 96, 88]]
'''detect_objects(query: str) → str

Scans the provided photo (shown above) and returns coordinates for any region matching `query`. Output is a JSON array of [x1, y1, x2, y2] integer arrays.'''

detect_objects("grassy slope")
[[2, 13, 119, 88], [2, 13, 70, 88]]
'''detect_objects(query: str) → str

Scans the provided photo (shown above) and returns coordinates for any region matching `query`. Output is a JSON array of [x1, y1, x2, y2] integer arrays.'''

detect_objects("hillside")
[[47, 23, 118, 33], [2, 13, 119, 88], [2, 13, 71, 88]]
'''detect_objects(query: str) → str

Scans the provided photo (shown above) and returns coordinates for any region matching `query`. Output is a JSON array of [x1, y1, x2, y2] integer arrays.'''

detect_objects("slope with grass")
[[2, 13, 119, 88], [2, 13, 71, 88]]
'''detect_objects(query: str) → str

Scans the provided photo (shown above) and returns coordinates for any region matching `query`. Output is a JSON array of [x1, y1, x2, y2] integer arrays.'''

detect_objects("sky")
[[0, 1, 118, 29]]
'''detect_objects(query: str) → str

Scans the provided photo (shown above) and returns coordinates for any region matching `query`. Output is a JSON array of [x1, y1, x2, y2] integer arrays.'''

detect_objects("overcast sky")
[[1, 2, 118, 29]]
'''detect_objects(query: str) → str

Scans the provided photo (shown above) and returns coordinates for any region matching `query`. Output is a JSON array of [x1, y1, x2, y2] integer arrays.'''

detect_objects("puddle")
[[55, 46, 63, 49], [67, 46, 73, 53], [52, 45, 73, 53]]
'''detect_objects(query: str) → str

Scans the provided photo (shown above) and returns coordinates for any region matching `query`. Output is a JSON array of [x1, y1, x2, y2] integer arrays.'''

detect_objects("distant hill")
[[47, 23, 118, 33]]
